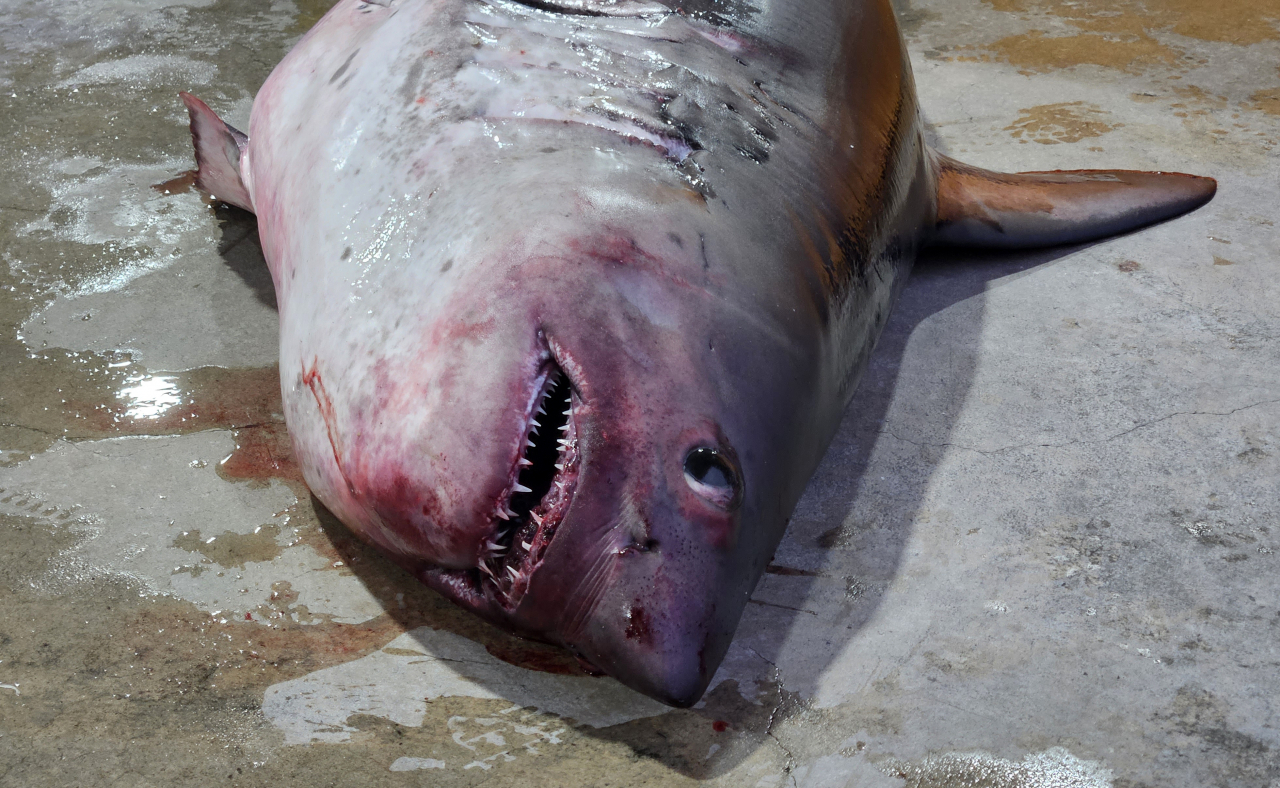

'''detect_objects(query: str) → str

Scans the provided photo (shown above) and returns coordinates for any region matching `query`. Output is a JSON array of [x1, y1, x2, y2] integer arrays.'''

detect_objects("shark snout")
[[567, 536, 744, 707]]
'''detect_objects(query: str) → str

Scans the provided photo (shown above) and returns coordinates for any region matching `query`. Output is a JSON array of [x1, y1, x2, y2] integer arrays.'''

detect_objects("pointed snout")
[[570, 547, 743, 707]]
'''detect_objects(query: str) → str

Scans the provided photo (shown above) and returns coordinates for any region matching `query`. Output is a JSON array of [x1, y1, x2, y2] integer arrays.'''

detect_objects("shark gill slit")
[[506, 0, 609, 16]]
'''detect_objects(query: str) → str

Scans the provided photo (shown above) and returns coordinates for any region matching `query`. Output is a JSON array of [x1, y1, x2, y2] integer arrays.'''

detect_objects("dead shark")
[[181, 0, 1215, 706]]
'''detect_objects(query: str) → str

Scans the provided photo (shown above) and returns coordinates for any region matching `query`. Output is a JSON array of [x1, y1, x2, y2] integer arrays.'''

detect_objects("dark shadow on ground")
[[213, 205, 277, 309]]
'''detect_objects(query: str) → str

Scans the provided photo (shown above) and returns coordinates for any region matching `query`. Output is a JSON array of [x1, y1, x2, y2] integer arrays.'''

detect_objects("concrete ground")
[[1, 0, 1277, 785]]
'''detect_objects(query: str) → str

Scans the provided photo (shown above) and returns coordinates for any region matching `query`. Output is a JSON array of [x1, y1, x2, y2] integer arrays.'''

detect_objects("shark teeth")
[[481, 360, 581, 605]]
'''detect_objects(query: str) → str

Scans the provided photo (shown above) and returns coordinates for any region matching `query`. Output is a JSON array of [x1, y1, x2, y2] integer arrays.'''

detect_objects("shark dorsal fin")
[[180, 92, 254, 213], [931, 152, 1216, 249]]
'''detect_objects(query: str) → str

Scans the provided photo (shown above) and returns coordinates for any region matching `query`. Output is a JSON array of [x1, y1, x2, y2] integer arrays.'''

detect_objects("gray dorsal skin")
[[182, 0, 1215, 707]]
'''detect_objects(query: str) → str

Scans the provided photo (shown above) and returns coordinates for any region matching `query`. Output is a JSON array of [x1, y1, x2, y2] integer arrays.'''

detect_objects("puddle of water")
[[173, 523, 285, 569], [880, 746, 1114, 788]]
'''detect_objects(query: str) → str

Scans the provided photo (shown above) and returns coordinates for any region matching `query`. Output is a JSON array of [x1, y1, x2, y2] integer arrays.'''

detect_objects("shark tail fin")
[[180, 92, 254, 213], [929, 151, 1215, 249]]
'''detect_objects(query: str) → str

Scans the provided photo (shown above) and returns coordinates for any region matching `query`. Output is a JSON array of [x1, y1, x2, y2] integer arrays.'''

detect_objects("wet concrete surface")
[[1, 0, 1277, 785]]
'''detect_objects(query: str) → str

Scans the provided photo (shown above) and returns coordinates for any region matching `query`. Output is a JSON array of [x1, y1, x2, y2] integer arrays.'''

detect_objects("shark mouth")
[[480, 360, 580, 609]]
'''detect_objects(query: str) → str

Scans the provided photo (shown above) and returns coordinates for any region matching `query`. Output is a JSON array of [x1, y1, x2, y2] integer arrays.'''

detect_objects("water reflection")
[[119, 374, 183, 419]]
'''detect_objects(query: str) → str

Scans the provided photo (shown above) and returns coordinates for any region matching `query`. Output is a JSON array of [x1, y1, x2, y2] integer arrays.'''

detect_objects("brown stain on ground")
[[974, 28, 1178, 74], [1251, 87, 1280, 116], [985, 0, 1280, 45], [172, 524, 285, 569], [151, 169, 198, 195], [969, 0, 1280, 74], [1004, 102, 1121, 144]]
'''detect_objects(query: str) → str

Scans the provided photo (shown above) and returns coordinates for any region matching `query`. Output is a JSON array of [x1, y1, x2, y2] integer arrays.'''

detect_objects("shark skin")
[[181, 0, 1215, 707]]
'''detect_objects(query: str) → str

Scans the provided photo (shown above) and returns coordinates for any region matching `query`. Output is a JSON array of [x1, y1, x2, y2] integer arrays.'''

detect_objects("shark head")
[[403, 220, 823, 707]]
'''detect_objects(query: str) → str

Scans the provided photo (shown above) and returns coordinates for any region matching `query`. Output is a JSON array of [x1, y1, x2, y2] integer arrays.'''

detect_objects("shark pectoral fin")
[[180, 92, 254, 213], [929, 151, 1216, 249]]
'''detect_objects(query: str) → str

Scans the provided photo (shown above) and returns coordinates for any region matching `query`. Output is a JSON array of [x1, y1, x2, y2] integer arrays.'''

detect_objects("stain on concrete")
[[1155, 685, 1280, 786], [219, 423, 306, 486], [953, 0, 1280, 86], [975, 29, 1178, 74], [984, 0, 1280, 46], [173, 524, 286, 569], [1004, 102, 1121, 144], [1250, 87, 1280, 116]]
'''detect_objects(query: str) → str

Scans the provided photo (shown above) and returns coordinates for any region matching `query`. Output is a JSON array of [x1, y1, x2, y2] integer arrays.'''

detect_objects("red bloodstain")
[[426, 309, 496, 349], [624, 604, 652, 643], [218, 423, 305, 484], [712, 720, 729, 733], [574, 654, 607, 677], [151, 170, 197, 194], [566, 232, 707, 292], [484, 642, 590, 676], [367, 471, 443, 554], [303, 358, 354, 495]]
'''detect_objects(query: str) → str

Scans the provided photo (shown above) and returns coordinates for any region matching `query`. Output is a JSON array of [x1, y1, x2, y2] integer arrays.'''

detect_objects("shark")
[[181, 0, 1215, 706]]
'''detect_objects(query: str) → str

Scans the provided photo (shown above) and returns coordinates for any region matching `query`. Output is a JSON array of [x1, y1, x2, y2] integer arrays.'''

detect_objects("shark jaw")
[[479, 357, 581, 609], [420, 336, 582, 615]]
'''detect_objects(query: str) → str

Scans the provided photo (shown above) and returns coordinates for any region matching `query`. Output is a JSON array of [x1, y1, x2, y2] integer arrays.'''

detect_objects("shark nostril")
[[683, 447, 740, 509]]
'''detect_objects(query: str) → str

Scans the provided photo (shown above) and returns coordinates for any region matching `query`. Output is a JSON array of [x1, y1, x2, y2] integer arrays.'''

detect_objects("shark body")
[[182, 0, 1214, 705]]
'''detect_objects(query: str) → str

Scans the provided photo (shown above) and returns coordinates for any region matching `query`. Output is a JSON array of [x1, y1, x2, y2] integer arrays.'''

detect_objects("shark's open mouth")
[[480, 360, 580, 609]]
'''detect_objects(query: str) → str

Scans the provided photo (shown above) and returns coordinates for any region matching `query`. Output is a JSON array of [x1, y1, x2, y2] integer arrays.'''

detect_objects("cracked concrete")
[[1, 0, 1278, 785], [887, 397, 1280, 455]]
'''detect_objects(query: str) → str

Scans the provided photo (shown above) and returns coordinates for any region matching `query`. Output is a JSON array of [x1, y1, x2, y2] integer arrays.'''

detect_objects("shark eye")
[[683, 448, 740, 508]]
